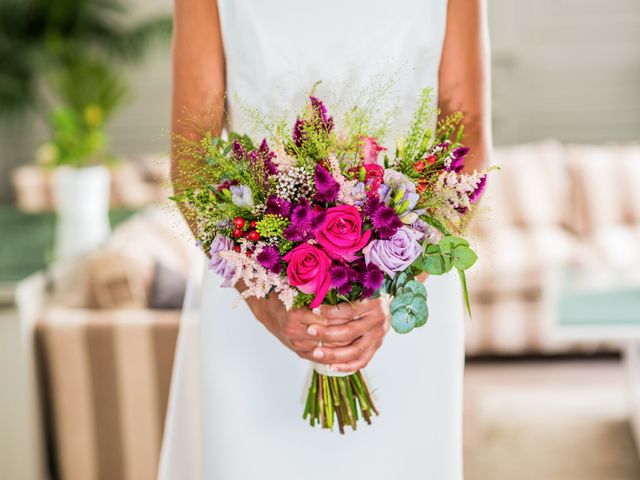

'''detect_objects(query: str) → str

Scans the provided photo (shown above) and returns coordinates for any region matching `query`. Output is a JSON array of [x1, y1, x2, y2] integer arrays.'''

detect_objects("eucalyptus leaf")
[[403, 280, 427, 300], [391, 309, 414, 334], [411, 299, 429, 328], [391, 293, 412, 313], [452, 246, 478, 271], [439, 236, 469, 254]]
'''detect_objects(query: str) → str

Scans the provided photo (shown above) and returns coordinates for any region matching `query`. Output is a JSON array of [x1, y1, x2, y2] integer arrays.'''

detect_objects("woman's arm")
[[171, 0, 226, 179], [438, 0, 492, 172]]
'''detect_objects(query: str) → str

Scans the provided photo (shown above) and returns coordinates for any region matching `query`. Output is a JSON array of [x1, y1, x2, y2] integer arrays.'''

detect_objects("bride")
[[159, 0, 491, 479]]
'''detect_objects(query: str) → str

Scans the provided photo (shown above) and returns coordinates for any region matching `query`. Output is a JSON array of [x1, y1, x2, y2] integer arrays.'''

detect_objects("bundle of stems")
[[303, 370, 378, 433]]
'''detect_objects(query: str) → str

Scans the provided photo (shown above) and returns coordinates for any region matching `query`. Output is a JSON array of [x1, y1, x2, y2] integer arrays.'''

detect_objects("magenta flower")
[[469, 175, 487, 203], [256, 246, 281, 273], [314, 205, 372, 261], [363, 264, 385, 297], [313, 163, 339, 204], [283, 198, 325, 242], [265, 196, 292, 217], [447, 146, 469, 173], [292, 96, 334, 148], [365, 197, 403, 239], [283, 244, 332, 308], [360, 136, 387, 165]]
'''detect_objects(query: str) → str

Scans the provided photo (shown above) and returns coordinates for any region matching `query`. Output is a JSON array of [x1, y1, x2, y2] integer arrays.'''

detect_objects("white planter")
[[52, 165, 111, 260]]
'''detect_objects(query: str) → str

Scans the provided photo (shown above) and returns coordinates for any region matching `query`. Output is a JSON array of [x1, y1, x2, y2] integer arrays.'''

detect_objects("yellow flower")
[[83, 104, 104, 127]]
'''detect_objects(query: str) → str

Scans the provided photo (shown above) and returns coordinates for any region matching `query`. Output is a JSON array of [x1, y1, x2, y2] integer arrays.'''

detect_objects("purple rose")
[[209, 235, 236, 287], [362, 227, 422, 278]]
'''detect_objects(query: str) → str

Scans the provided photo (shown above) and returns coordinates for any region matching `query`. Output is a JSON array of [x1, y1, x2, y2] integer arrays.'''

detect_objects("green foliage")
[[412, 235, 478, 316], [292, 292, 314, 309], [401, 88, 437, 166], [255, 215, 289, 238], [390, 279, 429, 334]]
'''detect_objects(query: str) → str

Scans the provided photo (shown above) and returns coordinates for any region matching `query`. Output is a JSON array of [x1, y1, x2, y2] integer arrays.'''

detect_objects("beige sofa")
[[466, 140, 640, 355]]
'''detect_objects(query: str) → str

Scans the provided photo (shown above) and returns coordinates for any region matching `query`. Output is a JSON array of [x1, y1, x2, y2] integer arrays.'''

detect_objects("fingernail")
[[307, 325, 317, 336], [312, 307, 321, 315], [313, 348, 324, 359]]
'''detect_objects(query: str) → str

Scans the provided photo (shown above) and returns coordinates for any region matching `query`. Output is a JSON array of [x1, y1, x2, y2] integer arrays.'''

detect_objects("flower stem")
[[303, 370, 378, 433]]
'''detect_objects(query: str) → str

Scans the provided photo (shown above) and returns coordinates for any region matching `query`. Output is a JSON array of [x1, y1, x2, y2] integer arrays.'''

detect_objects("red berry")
[[233, 245, 241, 252], [233, 217, 246, 229], [248, 220, 257, 229], [246, 230, 261, 242], [426, 154, 437, 165], [413, 160, 426, 172], [232, 228, 243, 238], [417, 183, 427, 193]]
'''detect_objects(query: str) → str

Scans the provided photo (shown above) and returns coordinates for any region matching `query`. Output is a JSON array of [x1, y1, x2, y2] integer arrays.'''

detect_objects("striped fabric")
[[36, 308, 179, 480], [464, 141, 639, 356]]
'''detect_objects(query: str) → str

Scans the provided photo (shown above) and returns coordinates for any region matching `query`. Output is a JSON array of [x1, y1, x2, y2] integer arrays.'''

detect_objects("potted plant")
[[0, 0, 171, 259], [40, 57, 128, 258]]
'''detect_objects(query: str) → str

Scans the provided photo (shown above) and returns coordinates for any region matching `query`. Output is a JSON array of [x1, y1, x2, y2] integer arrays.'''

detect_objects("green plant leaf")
[[425, 252, 453, 275], [391, 293, 412, 313], [458, 269, 472, 318], [411, 299, 429, 328], [391, 309, 414, 334], [403, 280, 427, 301], [452, 246, 478, 271], [439, 236, 469, 254]]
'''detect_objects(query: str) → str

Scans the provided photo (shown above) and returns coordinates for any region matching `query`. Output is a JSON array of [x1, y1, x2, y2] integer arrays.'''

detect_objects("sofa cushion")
[[469, 225, 576, 295], [566, 144, 640, 235], [474, 140, 569, 232]]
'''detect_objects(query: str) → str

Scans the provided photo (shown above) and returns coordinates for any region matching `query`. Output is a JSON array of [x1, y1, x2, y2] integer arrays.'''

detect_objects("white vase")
[[52, 165, 111, 260]]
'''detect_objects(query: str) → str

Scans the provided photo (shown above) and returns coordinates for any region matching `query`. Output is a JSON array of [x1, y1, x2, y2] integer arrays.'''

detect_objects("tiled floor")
[[464, 359, 640, 480]]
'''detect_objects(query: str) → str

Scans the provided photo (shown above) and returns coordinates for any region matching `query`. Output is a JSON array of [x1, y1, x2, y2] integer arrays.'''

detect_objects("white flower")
[[230, 185, 254, 209]]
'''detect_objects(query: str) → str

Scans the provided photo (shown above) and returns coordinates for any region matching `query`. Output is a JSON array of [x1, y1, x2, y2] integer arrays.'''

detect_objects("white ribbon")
[[312, 362, 355, 377]]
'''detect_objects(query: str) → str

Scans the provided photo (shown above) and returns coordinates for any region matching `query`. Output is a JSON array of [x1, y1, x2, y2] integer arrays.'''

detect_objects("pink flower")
[[314, 205, 372, 261], [360, 136, 387, 165], [283, 244, 332, 308]]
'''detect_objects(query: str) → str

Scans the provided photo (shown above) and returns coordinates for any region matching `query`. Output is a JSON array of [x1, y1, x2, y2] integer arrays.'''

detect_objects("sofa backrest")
[[473, 140, 570, 232], [566, 144, 640, 236]]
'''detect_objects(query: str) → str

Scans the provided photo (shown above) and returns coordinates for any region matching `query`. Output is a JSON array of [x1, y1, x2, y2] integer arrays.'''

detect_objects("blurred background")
[[1, 0, 640, 479]]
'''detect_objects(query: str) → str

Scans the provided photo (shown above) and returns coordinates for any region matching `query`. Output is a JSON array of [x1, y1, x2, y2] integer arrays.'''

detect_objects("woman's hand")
[[302, 297, 392, 372], [245, 293, 391, 372]]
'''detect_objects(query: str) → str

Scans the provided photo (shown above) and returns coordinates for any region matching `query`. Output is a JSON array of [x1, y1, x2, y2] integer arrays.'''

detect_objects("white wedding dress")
[[158, 1, 465, 479]]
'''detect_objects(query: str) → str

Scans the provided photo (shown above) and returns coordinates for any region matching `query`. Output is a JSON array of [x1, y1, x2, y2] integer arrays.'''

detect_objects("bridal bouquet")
[[172, 88, 489, 433]]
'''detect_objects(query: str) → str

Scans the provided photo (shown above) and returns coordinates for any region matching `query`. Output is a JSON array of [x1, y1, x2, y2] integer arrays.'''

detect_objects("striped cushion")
[[36, 308, 179, 480], [566, 144, 640, 235], [469, 226, 576, 294], [475, 140, 569, 231]]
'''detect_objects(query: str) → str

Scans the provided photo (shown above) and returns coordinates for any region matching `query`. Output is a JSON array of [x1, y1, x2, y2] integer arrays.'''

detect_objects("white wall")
[[2, 0, 640, 201]]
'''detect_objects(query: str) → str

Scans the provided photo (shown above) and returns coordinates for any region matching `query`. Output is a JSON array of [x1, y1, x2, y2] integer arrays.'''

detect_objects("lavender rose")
[[209, 235, 236, 287], [362, 227, 422, 278]]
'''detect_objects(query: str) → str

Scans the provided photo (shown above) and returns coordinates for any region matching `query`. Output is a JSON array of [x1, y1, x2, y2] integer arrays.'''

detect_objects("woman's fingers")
[[311, 336, 369, 364], [329, 344, 379, 372], [309, 316, 377, 344]]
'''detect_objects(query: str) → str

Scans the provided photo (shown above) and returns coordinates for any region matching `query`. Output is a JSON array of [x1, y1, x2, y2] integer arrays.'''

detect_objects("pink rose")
[[360, 136, 387, 165], [315, 205, 372, 261], [283, 244, 332, 308]]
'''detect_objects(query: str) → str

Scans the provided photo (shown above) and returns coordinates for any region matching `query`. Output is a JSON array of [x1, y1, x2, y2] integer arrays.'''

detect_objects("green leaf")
[[425, 252, 453, 275], [458, 269, 472, 318], [439, 236, 469, 255], [452, 246, 478, 271], [423, 216, 451, 236], [391, 309, 415, 334], [403, 280, 427, 301], [391, 293, 412, 313], [411, 299, 429, 328]]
